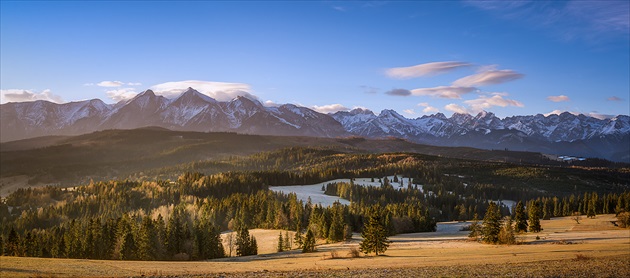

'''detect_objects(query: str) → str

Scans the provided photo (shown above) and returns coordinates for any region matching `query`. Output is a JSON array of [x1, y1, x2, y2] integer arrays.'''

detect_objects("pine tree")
[[513, 201, 528, 233], [6, 227, 19, 256], [498, 216, 516, 245], [283, 231, 291, 250], [277, 232, 284, 252], [236, 227, 257, 256], [528, 201, 542, 233], [302, 229, 316, 253], [468, 213, 481, 240], [482, 202, 502, 244], [587, 194, 596, 218], [359, 205, 390, 256], [294, 226, 304, 250]]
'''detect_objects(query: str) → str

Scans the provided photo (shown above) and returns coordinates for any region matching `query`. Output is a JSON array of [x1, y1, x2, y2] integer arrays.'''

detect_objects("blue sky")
[[1, 1, 628, 118]]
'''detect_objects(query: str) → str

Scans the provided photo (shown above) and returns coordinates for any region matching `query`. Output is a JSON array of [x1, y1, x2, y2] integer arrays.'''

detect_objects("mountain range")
[[2, 88, 629, 162]]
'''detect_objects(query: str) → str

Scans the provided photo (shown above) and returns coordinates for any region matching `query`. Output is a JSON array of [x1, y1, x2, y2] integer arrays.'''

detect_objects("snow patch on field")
[[269, 176, 421, 207]]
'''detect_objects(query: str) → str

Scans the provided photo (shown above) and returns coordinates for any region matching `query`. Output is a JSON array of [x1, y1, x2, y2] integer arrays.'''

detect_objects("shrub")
[[617, 212, 630, 228], [347, 247, 361, 258]]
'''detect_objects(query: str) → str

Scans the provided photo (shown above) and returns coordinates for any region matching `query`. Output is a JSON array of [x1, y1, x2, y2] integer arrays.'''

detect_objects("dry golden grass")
[[1, 214, 628, 277]]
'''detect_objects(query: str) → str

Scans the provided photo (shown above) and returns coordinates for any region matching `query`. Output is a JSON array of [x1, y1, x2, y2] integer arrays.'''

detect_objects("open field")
[[1, 214, 628, 277]]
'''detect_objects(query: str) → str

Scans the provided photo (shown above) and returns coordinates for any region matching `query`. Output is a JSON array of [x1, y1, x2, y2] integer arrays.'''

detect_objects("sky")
[[1, 1, 629, 119]]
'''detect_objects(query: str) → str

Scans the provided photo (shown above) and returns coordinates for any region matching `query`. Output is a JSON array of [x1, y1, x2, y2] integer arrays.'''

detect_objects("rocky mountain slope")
[[2, 88, 628, 161]]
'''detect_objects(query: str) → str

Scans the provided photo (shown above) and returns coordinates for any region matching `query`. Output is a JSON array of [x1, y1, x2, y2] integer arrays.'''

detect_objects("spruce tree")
[[302, 229, 316, 253], [294, 227, 304, 250], [513, 201, 528, 233], [468, 213, 481, 240], [528, 201, 542, 233], [359, 205, 390, 256], [481, 202, 502, 244], [277, 232, 284, 252], [283, 231, 291, 250]]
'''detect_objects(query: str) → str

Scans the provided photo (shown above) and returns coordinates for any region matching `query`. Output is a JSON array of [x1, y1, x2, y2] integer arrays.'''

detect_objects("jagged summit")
[[1, 88, 628, 161]]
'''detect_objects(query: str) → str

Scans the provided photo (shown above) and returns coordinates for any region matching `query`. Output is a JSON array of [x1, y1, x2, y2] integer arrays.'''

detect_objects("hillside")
[[1, 128, 573, 188]]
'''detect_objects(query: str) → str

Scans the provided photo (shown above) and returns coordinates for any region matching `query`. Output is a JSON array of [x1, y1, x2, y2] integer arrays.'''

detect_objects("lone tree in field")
[[359, 205, 390, 256], [528, 201, 542, 233], [481, 202, 502, 244], [513, 201, 528, 233]]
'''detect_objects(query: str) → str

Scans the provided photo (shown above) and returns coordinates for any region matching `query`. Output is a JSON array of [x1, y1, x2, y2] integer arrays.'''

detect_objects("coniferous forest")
[[1, 147, 629, 260]]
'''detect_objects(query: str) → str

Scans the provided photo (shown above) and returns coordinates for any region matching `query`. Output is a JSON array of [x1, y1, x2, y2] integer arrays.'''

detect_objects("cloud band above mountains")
[[385, 61, 471, 79]]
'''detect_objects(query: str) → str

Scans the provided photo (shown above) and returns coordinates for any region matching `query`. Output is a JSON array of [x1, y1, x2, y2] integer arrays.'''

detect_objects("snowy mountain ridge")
[[2, 88, 628, 161]]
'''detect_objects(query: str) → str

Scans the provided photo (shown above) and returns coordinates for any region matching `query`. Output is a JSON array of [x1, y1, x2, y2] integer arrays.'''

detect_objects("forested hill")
[[1, 128, 625, 188]]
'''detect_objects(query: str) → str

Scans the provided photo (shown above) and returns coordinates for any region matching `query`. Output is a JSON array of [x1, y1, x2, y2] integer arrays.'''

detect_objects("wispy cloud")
[[547, 95, 570, 102], [385, 61, 471, 79], [418, 102, 439, 113], [444, 103, 470, 114], [410, 86, 476, 99], [360, 85, 379, 94], [466, 0, 630, 43], [150, 80, 254, 101], [311, 103, 349, 114], [332, 6, 346, 12], [127, 82, 142, 86], [384, 88, 412, 96], [545, 109, 614, 120], [97, 81, 125, 87], [403, 109, 416, 115], [452, 69, 524, 87], [106, 88, 139, 102], [444, 93, 523, 115], [464, 93, 524, 112], [607, 96, 624, 101], [0, 89, 64, 104]]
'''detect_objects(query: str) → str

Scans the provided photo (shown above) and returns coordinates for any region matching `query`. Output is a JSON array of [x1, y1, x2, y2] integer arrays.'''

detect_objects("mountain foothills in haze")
[[1, 88, 629, 162]]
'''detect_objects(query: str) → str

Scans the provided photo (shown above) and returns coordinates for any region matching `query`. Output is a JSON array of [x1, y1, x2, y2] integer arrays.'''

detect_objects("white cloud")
[[97, 81, 125, 87], [607, 96, 623, 101], [385, 61, 471, 79], [423, 106, 440, 113], [544, 110, 614, 120], [264, 100, 280, 107], [547, 95, 570, 102], [417, 102, 439, 113], [150, 80, 255, 101], [452, 69, 524, 87], [444, 103, 470, 114], [127, 82, 142, 86], [410, 86, 476, 99], [311, 104, 350, 114], [464, 93, 524, 113], [0, 89, 64, 104], [106, 88, 138, 102], [83, 83, 95, 86], [403, 109, 416, 115]]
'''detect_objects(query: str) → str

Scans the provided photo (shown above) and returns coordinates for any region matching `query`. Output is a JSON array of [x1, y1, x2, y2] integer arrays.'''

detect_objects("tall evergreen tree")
[[277, 232, 284, 252], [468, 213, 481, 240], [481, 202, 502, 244], [359, 205, 390, 256], [513, 201, 528, 233], [302, 229, 316, 253], [236, 227, 257, 256], [528, 201, 542, 233]]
